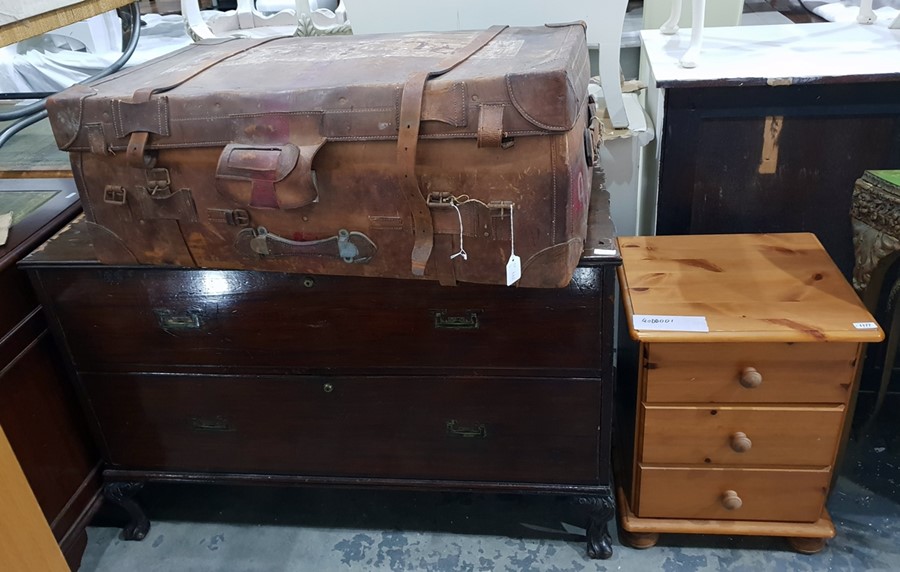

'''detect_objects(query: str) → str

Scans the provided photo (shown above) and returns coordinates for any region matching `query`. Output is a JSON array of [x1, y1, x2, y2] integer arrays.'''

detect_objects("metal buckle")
[[146, 167, 171, 196], [103, 186, 127, 205]]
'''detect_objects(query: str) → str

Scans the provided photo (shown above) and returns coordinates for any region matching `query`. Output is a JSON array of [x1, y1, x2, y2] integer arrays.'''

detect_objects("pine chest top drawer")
[[640, 405, 844, 467], [636, 466, 830, 522], [643, 342, 859, 404], [31, 265, 608, 376], [82, 373, 602, 485]]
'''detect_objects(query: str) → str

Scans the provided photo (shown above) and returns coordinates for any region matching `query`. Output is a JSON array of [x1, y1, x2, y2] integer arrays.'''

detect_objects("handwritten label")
[[853, 322, 878, 330], [633, 315, 709, 333]]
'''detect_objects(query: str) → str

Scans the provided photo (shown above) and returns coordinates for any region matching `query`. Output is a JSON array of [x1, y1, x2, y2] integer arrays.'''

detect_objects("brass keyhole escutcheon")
[[323, 383, 333, 393]]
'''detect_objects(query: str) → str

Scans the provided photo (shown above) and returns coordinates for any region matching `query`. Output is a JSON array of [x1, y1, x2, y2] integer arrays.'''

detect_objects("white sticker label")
[[592, 248, 618, 256], [506, 254, 521, 286], [853, 322, 878, 330], [633, 315, 709, 333]]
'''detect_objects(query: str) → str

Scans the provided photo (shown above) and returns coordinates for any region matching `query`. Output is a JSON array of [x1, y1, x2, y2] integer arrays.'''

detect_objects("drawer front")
[[40, 267, 603, 375], [644, 343, 858, 404], [637, 466, 830, 522], [82, 373, 601, 484], [641, 405, 844, 466]]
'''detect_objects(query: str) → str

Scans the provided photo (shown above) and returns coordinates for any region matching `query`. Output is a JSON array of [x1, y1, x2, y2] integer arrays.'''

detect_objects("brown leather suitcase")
[[47, 24, 598, 287]]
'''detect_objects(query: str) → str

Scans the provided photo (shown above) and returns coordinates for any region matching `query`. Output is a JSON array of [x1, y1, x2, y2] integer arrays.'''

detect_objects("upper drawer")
[[34, 266, 605, 375], [641, 404, 844, 467], [83, 373, 601, 485], [643, 342, 859, 404]]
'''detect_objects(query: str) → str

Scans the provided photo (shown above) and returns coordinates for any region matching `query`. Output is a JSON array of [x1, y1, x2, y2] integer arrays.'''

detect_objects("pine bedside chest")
[[615, 233, 883, 553]]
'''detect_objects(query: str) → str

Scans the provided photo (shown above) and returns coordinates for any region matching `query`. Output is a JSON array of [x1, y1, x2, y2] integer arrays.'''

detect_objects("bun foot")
[[620, 528, 659, 549], [788, 536, 827, 554]]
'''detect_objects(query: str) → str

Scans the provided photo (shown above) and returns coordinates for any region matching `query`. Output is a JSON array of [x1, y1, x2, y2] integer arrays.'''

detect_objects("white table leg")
[[597, 0, 630, 128]]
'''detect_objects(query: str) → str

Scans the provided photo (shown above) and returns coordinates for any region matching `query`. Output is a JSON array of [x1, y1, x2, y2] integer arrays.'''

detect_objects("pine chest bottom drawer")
[[83, 373, 601, 485], [636, 466, 830, 522]]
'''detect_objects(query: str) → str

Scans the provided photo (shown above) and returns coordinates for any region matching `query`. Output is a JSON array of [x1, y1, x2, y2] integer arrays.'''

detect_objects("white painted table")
[[635, 21, 900, 282]]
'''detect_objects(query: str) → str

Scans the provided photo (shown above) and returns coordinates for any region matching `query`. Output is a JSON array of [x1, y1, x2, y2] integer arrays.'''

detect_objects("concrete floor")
[[77, 392, 900, 572]]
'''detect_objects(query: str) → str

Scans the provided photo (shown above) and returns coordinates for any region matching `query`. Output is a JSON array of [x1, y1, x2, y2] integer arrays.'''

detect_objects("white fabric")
[[0, 13, 193, 94], [800, 0, 900, 26]]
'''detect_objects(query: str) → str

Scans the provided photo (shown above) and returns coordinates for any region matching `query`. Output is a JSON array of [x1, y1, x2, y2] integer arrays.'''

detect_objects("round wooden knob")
[[722, 490, 743, 511], [739, 367, 763, 389], [730, 432, 752, 453]]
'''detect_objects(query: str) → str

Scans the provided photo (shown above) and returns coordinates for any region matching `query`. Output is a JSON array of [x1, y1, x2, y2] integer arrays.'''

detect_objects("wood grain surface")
[[618, 233, 884, 342], [643, 342, 858, 404], [636, 465, 831, 522], [640, 404, 844, 466], [0, 425, 69, 572]]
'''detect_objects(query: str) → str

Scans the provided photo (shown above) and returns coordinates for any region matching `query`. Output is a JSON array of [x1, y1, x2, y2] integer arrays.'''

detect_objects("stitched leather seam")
[[506, 74, 567, 131]]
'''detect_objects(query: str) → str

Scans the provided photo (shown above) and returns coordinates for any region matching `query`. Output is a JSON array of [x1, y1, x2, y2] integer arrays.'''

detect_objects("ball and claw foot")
[[587, 518, 614, 559], [788, 536, 827, 554], [102, 482, 151, 541]]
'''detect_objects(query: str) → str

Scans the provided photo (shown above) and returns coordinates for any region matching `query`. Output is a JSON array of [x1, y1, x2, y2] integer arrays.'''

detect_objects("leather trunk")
[[46, 24, 597, 287]]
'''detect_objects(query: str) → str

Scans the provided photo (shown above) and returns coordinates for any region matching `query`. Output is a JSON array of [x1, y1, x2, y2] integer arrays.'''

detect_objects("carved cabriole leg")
[[102, 482, 150, 541], [577, 493, 615, 559], [788, 536, 827, 554]]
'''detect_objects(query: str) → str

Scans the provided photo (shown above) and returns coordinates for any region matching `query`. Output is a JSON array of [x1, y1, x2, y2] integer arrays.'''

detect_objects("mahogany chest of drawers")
[[21, 190, 620, 558], [615, 233, 883, 553]]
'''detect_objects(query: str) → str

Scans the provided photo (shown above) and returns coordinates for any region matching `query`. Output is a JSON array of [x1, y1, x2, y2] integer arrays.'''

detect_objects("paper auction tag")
[[633, 314, 709, 332], [506, 254, 521, 286]]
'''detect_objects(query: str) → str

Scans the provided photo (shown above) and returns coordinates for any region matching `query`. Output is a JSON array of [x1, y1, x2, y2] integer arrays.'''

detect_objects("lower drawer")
[[636, 466, 830, 522], [82, 373, 601, 485]]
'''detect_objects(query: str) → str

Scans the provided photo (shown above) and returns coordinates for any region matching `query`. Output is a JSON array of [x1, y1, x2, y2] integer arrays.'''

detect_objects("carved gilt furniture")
[[851, 169, 900, 428], [615, 233, 882, 553], [21, 187, 620, 559]]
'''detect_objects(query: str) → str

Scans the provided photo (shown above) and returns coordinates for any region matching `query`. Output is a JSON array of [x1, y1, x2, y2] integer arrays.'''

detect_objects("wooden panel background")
[[657, 81, 900, 280]]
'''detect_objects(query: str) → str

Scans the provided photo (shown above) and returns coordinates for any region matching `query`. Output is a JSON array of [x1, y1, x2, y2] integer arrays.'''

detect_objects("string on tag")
[[509, 203, 515, 256], [450, 200, 467, 261]]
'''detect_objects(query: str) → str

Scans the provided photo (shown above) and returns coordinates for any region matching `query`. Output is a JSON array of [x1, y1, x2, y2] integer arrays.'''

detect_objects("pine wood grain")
[[617, 233, 884, 343], [0, 425, 69, 572], [636, 465, 831, 522], [618, 487, 835, 538], [641, 405, 844, 466], [644, 342, 858, 404]]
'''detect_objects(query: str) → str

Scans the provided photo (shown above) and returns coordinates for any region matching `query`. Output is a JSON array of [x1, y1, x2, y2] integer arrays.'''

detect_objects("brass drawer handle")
[[155, 308, 201, 331], [730, 431, 753, 453], [739, 367, 763, 389], [433, 310, 480, 330], [722, 490, 743, 511], [446, 419, 487, 439], [190, 415, 234, 432]]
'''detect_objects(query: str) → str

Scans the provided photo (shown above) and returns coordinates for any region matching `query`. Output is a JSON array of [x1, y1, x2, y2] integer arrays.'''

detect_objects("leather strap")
[[125, 36, 287, 168], [477, 104, 505, 148], [398, 25, 508, 276]]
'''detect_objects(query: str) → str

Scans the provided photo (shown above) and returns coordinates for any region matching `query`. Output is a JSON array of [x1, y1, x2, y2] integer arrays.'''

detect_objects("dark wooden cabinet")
[[0, 178, 99, 570], [21, 190, 620, 559], [654, 81, 900, 280]]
